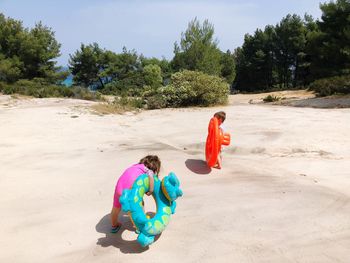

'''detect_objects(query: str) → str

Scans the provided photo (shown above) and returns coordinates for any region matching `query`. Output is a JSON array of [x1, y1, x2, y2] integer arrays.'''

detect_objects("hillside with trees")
[[1, 0, 349, 105]]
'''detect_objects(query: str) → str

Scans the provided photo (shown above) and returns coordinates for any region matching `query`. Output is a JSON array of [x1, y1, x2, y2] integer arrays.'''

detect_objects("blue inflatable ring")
[[120, 172, 183, 247]]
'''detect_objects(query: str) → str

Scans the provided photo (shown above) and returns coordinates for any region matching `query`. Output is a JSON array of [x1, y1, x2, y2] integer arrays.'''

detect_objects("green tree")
[[140, 56, 172, 83], [274, 14, 308, 88], [234, 14, 315, 91], [220, 50, 236, 85], [300, 14, 319, 85], [234, 26, 276, 92], [143, 64, 162, 88], [0, 55, 23, 83], [0, 14, 64, 83], [112, 47, 141, 81], [102, 47, 145, 95], [172, 18, 222, 75], [20, 22, 62, 81], [69, 43, 119, 88], [309, 0, 350, 78], [69, 43, 105, 87]]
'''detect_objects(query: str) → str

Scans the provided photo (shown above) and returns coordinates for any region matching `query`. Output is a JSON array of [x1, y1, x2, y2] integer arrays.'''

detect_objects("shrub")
[[72, 86, 101, 100], [100, 71, 145, 97], [263, 95, 281, 102], [143, 64, 162, 88], [143, 70, 229, 108], [309, 75, 350, 97], [0, 79, 103, 100], [144, 93, 167, 109], [91, 96, 144, 115], [0, 81, 6, 92], [113, 96, 144, 109]]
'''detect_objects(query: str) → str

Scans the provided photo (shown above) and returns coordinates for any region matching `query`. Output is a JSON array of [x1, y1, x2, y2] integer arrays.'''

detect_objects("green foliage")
[[0, 78, 100, 100], [263, 95, 281, 102], [70, 45, 146, 95], [144, 70, 229, 109], [0, 55, 23, 83], [141, 56, 172, 82], [0, 81, 6, 92], [235, 1, 350, 92], [308, 0, 350, 79], [69, 43, 109, 88], [111, 48, 142, 81], [309, 75, 350, 96], [113, 96, 144, 109], [172, 18, 222, 76], [234, 27, 275, 92], [92, 96, 144, 115], [143, 93, 167, 109], [220, 50, 236, 85], [274, 14, 308, 88], [1, 79, 74, 98], [143, 64, 162, 88], [0, 14, 64, 83], [101, 70, 145, 96], [71, 86, 102, 101], [234, 14, 320, 92], [4, 2, 350, 104], [234, 25, 276, 92], [21, 22, 62, 80]]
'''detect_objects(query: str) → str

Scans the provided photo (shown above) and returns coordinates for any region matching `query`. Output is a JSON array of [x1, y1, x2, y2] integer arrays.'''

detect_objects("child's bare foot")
[[213, 164, 221, 169]]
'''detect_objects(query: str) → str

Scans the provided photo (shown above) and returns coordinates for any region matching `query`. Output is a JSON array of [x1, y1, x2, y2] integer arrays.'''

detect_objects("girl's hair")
[[139, 155, 161, 175], [214, 111, 226, 123]]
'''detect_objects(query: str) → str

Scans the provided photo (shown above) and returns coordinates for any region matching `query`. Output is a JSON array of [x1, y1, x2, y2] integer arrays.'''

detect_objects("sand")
[[1, 92, 350, 262]]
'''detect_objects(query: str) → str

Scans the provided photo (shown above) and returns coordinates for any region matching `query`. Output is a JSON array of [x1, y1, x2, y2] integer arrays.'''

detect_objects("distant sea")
[[62, 74, 73, 87], [60, 67, 73, 87]]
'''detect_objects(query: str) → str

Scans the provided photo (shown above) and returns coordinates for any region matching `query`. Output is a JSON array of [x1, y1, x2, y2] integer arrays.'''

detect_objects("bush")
[[309, 75, 350, 97], [72, 86, 102, 101], [144, 93, 167, 109], [0, 79, 102, 100], [263, 95, 280, 102], [1, 79, 71, 98], [100, 71, 145, 97], [0, 81, 6, 92], [113, 96, 144, 109], [91, 95, 144, 115], [143, 70, 229, 108], [143, 64, 162, 88]]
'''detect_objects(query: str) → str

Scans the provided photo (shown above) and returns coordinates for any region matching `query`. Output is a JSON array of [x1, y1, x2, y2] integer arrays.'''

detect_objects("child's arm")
[[146, 175, 154, 196]]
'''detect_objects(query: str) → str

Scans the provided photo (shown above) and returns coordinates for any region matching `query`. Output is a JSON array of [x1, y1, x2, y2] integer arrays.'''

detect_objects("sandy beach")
[[1, 92, 350, 262]]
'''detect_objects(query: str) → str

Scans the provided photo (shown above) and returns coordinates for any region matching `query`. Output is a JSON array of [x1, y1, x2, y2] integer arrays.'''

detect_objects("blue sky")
[[0, 0, 322, 66]]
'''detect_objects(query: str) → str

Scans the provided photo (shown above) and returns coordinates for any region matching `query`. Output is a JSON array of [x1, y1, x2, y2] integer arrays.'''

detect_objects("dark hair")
[[214, 111, 226, 123], [139, 155, 161, 175]]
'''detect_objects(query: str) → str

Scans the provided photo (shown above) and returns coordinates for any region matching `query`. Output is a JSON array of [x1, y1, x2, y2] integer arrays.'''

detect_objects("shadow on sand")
[[185, 159, 211, 174], [96, 213, 160, 254]]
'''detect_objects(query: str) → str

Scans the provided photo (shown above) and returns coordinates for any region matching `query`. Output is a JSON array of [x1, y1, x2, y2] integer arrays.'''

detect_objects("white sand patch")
[[1, 94, 350, 262]]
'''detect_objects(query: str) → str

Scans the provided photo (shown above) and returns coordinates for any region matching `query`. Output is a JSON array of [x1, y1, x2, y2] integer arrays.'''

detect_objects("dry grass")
[[90, 102, 139, 115], [10, 94, 33, 100], [230, 90, 316, 105]]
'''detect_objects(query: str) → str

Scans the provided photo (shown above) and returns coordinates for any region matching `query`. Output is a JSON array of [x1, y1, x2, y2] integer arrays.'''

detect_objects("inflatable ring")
[[221, 130, 231, 146], [205, 117, 231, 167], [206, 117, 220, 167], [120, 172, 183, 247]]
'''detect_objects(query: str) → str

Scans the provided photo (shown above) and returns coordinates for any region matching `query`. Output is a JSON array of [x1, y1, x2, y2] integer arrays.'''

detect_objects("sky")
[[0, 0, 323, 66]]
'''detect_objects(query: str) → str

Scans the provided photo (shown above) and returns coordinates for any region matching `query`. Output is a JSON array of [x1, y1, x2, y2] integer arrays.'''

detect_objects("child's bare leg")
[[110, 206, 121, 227], [213, 153, 222, 169], [217, 154, 222, 169]]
